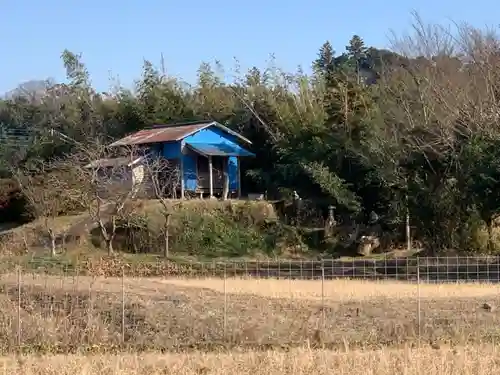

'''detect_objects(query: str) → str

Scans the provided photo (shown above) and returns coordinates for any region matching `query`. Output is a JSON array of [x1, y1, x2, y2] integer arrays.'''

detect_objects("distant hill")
[[3, 79, 55, 101]]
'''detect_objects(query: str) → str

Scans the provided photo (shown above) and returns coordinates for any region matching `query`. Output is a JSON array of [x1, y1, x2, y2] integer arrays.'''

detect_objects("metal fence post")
[[384, 255, 388, 280], [497, 254, 500, 282], [223, 263, 227, 339], [321, 265, 325, 330], [121, 266, 125, 345], [416, 256, 421, 348], [88, 276, 95, 337], [17, 266, 21, 348], [486, 255, 490, 282]]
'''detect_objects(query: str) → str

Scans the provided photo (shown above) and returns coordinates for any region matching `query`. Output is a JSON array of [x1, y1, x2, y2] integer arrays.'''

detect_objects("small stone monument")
[[324, 205, 337, 238]]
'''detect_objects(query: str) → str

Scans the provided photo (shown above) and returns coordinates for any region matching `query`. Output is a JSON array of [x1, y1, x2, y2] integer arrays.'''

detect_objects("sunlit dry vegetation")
[[165, 277, 500, 300], [2, 11, 500, 375], [2, 346, 500, 375], [0, 274, 499, 353], [0, 274, 499, 373]]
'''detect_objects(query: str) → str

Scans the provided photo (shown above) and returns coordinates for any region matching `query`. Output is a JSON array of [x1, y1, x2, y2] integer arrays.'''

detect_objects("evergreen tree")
[[346, 35, 368, 84], [313, 41, 336, 86]]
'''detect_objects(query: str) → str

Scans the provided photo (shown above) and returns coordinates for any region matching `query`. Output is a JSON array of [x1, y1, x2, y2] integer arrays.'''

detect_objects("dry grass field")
[[1, 274, 500, 373], [1, 345, 500, 374]]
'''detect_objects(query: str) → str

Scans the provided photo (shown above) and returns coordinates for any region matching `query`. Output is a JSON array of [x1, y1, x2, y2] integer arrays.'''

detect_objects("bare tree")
[[13, 162, 63, 256], [379, 13, 500, 249], [384, 13, 500, 151], [57, 140, 140, 255], [144, 155, 181, 258]]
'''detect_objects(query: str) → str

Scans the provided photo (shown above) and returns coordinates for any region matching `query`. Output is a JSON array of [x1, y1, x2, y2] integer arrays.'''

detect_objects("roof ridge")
[[146, 120, 215, 129], [109, 120, 252, 147]]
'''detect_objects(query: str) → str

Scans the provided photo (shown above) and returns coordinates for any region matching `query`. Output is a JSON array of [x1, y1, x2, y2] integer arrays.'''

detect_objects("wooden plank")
[[208, 155, 213, 198], [180, 154, 185, 199], [237, 157, 242, 198]]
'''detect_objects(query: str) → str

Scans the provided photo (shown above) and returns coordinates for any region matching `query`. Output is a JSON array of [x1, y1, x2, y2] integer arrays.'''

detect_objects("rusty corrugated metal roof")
[[109, 121, 252, 147], [109, 122, 213, 147]]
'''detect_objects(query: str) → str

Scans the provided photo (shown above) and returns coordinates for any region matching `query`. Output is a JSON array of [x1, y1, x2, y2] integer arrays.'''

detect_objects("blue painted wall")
[[183, 125, 248, 192], [149, 125, 249, 193], [183, 126, 248, 153], [161, 141, 181, 158], [158, 141, 197, 191], [183, 153, 197, 191], [228, 156, 239, 191], [150, 144, 162, 155]]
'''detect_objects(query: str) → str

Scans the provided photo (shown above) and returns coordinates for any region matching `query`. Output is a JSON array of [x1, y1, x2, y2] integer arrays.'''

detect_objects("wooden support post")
[[222, 157, 229, 201], [208, 155, 214, 199], [180, 155, 185, 199], [237, 157, 242, 199]]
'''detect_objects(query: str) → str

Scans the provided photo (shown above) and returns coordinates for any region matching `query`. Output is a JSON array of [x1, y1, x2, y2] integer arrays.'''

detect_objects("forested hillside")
[[2, 17, 500, 256]]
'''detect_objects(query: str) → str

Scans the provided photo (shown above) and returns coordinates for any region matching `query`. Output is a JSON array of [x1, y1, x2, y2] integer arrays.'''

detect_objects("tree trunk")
[[48, 229, 56, 257], [105, 238, 114, 255], [99, 218, 115, 255], [107, 218, 117, 255], [164, 213, 171, 258], [164, 232, 169, 258]]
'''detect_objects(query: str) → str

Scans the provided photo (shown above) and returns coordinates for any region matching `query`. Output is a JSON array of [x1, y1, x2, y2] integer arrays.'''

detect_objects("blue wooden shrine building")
[[108, 120, 255, 199]]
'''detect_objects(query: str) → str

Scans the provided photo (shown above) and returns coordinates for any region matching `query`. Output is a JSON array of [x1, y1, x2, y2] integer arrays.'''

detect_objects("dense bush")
[[0, 178, 30, 223], [89, 201, 308, 258]]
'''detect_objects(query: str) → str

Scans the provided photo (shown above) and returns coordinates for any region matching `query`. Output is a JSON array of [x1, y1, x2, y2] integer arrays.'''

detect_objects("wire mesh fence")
[[1, 256, 500, 352]]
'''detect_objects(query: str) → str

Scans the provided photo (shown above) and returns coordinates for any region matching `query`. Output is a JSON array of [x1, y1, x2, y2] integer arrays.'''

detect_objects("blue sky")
[[1, 0, 498, 93]]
